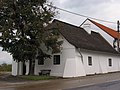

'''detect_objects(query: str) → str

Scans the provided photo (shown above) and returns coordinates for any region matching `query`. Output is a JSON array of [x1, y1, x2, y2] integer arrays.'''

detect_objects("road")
[[1, 72, 120, 90], [66, 80, 120, 90], [1, 80, 120, 90]]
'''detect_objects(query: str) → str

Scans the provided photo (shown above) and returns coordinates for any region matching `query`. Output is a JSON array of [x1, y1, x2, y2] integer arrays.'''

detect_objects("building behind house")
[[12, 19, 120, 77]]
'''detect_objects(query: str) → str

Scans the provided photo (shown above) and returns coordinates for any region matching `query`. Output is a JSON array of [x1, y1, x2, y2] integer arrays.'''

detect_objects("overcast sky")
[[1, 0, 120, 64], [50, 0, 120, 25]]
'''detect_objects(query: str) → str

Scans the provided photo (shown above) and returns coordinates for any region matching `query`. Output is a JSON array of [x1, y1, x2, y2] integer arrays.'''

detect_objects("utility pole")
[[117, 20, 120, 52]]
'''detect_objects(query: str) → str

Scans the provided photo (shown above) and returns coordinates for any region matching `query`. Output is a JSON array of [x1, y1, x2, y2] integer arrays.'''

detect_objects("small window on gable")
[[38, 57, 44, 65], [54, 55, 60, 65], [88, 56, 92, 66], [108, 58, 112, 67]]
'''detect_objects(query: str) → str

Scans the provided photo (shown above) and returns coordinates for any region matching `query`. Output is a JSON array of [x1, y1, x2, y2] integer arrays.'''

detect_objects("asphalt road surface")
[[66, 80, 120, 90]]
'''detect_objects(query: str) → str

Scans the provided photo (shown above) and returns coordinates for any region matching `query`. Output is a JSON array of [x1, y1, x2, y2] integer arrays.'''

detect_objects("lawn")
[[20, 75, 57, 81], [0, 74, 58, 82]]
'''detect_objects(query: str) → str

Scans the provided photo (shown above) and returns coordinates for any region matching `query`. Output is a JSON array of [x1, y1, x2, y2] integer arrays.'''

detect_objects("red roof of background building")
[[88, 19, 120, 39]]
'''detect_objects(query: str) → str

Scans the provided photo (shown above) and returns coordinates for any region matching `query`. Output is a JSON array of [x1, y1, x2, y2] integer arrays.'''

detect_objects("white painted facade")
[[34, 39, 86, 77], [12, 37, 120, 77], [81, 49, 120, 75], [12, 61, 29, 76], [12, 19, 120, 77], [81, 20, 114, 46]]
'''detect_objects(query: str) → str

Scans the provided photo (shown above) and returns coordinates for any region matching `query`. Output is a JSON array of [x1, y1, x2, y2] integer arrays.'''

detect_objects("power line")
[[47, 4, 117, 24]]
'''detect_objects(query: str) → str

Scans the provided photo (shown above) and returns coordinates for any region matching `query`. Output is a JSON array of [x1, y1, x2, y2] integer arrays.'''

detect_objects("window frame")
[[38, 57, 44, 65], [108, 58, 112, 67], [53, 55, 60, 65], [88, 56, 92, 66]]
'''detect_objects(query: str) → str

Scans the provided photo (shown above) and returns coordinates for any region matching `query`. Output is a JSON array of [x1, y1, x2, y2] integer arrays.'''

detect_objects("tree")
[[0, 63, 12, 72], [0, 0, 60, 75]]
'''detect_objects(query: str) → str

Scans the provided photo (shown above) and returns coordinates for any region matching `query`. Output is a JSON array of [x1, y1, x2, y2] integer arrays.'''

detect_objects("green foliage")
[[0, 0, 60, 74], [0, 63, 12, 72], [0, 0, 56, 60], [20, 75, 56, 81]]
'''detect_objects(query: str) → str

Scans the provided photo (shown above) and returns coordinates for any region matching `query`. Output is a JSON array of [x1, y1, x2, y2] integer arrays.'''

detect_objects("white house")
[[12, 19, 120, 78]]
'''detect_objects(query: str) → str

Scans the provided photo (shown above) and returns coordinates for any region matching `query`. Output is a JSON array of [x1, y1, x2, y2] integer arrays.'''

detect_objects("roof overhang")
[[88, 19, 120, 39]]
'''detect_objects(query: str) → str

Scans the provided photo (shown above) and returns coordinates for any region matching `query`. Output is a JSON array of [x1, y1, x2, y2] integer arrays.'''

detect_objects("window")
[[38, 57, 44, 65], [54, 55, 60, 65], [88, 56, 92, 66], [108, 58, 112, 66]]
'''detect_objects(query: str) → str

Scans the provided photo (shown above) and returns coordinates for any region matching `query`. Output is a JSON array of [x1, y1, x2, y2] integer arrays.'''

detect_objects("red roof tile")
[[88, 19, 120, 39]]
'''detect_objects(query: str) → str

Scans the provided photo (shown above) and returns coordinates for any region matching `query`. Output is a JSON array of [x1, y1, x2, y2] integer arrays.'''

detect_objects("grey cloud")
[[61, 0, 110, 9], [0, 47, 12, 64], [0, 0, 120, 64], [52, 0, 119, 46]]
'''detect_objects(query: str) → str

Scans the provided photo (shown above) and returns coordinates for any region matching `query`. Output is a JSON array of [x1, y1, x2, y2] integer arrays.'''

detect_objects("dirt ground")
[[1, 72, 120, 90], [0, 72, 31, 82]]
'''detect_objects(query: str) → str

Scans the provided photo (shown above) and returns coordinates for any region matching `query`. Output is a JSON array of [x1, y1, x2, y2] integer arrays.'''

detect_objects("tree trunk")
[[23, 61, 26, 75], [28, 59, 35, 75], [17, 61, 19, 75]]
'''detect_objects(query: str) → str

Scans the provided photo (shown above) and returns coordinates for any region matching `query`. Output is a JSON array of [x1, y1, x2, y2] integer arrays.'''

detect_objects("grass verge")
[[20, 75, 57, 81]]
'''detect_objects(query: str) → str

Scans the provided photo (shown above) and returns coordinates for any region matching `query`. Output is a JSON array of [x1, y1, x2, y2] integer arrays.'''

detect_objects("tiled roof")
[[48, 19, 119, 54], [88, 19, 120, 39]]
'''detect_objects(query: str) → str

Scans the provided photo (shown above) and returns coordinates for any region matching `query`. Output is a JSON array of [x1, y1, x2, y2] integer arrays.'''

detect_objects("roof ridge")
[[49, 19, 119, 54], [53, 19, 83, 30]]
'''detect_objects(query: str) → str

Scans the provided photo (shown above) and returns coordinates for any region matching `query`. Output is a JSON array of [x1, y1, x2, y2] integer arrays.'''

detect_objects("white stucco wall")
[[81, 49, 120, 75], [18, 62, 23, 75], [34, 38, 86, 77], [12, 37, 120, 78], [34, 39, 78, 77], [12, 61, 23, 76], [12, 61, 18, 76], [34, 38, 120, 77], [81, 20, 114, 46], [25, 61, 29, 75]]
